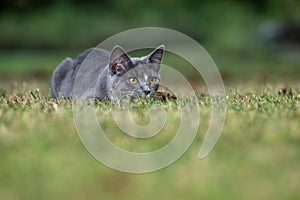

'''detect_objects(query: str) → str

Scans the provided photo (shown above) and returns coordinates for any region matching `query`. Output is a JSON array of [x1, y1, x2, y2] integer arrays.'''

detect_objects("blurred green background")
[[1, 1, 300, 200], [1, 0, 300, 85]]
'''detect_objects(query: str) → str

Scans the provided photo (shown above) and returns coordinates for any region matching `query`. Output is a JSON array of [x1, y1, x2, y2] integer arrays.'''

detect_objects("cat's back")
[[50, 48, 93, 98], [51, 47, 110, 98]]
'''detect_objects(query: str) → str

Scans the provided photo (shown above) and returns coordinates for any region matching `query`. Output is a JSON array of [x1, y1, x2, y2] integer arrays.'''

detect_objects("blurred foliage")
[[0, 0, 300, 83], [0, 0, 300, 50]]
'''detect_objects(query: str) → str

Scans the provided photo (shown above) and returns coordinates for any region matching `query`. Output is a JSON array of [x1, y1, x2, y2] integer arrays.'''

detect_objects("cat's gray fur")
[[50, 45, 164, 100]]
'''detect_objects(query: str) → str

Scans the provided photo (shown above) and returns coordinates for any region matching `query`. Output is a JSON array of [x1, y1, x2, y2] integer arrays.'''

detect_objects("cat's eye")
[[129, 77, 137, 84], [149, 77, 157, 84]]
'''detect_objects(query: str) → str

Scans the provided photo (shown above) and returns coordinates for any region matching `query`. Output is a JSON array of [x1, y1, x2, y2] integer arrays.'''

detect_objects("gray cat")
[[50, 45, 164, 101]]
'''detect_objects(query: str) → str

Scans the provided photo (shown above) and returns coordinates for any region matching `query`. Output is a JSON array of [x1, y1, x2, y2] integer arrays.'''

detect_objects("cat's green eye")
[[129, 77, 137, 84], [149, 77, 157, 84]]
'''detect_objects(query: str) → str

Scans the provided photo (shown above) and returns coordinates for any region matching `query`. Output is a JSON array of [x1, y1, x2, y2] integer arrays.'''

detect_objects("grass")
[[0, 83, 300, 200], [0, 45, 299, 199]]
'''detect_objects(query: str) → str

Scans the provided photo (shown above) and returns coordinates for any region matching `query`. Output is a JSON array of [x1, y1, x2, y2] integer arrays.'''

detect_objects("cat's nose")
[[142, 85, 151, 96]]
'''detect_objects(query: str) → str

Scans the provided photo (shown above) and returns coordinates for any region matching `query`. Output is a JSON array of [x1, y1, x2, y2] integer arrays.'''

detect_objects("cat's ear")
[[146, 45, 165, 64], [109, 46, 131, 75]]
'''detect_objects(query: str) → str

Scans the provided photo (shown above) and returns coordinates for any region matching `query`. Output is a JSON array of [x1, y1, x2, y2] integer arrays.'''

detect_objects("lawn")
[[0, 80, 299, 200]]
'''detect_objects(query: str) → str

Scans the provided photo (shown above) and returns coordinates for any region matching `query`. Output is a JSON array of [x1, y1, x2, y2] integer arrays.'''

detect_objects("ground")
[[0, 79, 299, 200]]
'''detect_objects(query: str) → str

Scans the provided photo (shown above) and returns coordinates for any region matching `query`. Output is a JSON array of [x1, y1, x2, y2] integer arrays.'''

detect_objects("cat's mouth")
[[122, 89, 156, 99], [133, 92, 154, 99], [136, 89, 156, 98], [112, 89, 177, 102]]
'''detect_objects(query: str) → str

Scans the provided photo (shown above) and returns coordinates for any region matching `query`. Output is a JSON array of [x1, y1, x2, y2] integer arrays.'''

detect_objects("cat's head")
[[108, 45, 164, 100]]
